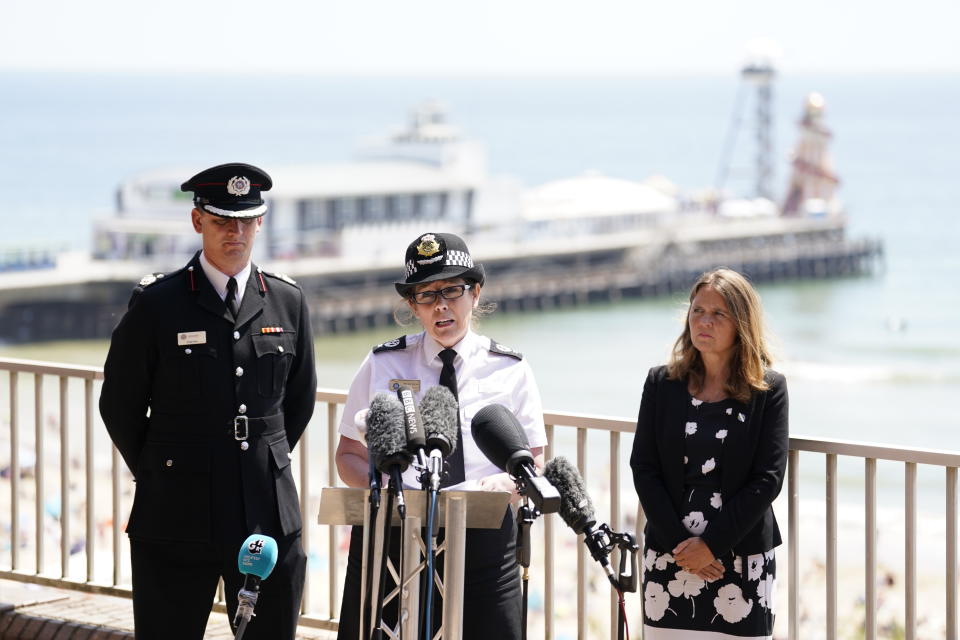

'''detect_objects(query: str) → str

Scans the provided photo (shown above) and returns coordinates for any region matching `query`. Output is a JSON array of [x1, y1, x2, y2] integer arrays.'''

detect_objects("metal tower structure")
[[742, 58, 776, 200]]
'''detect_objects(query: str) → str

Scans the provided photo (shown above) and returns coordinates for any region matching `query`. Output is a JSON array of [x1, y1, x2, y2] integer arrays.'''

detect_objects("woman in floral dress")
[[630, 268, 788, 639]]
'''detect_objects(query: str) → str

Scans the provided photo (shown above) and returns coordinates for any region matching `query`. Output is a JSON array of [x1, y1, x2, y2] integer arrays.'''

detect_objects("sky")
[[2, 0, 958, 75]]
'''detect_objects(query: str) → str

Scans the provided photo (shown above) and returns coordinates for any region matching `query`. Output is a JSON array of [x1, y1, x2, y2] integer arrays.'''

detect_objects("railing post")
[[948, 466, 957, 640], [576, 427, 587, 640], [905, 462, 917, 640], [60, 375, 70, 578], [609, 431, 620, 640], [35, 373, 44, 575], [826, 453, 837, 640], [544, 423, 554, 640], [299, 421, 310, 615], [788, 449, 798, 640], [865, 458, 877, 640], [112, 446, 122, 586], [327, 401, 339, 620], [9, 371, 20, 571], [85, 378, 95, 583]]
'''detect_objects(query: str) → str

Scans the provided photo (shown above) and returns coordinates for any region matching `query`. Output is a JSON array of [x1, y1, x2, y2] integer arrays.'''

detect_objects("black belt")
[[230, 413, 284, 441]]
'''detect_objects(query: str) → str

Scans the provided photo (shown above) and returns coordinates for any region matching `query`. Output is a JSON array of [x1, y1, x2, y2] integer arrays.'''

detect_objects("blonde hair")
[[667, 268, 772, 403]]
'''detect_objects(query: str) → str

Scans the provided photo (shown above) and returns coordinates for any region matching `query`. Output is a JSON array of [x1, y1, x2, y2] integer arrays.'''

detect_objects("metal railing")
[[1, 357, 957, 639]]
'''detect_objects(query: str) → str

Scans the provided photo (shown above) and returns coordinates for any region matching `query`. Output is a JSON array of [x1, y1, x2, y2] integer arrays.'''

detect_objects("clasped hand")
[[672, 537, 723, 581]]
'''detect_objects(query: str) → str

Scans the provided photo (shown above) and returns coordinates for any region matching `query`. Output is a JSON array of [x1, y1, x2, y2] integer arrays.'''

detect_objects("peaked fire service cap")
[[395, 232, 485, 296], [180, 162, 273, 219]]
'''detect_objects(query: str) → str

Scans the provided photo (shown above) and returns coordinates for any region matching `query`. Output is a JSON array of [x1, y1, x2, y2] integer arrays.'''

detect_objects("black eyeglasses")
[[410, 284, 473, 305]]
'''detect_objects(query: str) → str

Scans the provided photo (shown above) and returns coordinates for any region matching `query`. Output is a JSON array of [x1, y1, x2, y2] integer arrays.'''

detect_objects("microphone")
[[471, 404, 559, 513], [542, 456, 617, 586], [234, 534, 279, 633], [420, 385, 459, 489], [366, 392, 412, 519], [396, 385, 426, 457]]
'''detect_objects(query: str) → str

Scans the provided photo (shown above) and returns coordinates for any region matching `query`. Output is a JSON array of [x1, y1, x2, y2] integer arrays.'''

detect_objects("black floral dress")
[[642, 395, 777, 639]]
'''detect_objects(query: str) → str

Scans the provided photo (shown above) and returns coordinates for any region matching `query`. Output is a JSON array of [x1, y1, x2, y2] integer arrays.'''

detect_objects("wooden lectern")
[[318, 488, 511, 640]]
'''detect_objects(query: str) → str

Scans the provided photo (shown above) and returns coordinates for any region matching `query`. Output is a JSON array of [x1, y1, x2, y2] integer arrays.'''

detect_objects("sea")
[[1, 71, 958, 512]]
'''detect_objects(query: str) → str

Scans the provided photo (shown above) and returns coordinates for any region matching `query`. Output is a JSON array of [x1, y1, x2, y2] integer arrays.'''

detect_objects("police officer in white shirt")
[[334, 232, 547, 640]]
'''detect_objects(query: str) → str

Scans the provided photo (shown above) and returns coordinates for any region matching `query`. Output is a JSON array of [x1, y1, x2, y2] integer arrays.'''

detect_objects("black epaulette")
[[128, 267, 181, 309], [489, 340, 523, 360], [373, 336, 407, 354]]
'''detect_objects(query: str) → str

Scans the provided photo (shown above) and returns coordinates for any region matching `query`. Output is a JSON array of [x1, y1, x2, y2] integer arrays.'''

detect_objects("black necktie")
[[438, 348, 465, 487], [225, 277, 240, 320]]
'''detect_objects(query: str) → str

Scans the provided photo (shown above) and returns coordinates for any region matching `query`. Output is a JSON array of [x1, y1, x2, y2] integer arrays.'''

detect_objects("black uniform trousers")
[[337, 507, 522, 640], [130, 532, 306, 640]]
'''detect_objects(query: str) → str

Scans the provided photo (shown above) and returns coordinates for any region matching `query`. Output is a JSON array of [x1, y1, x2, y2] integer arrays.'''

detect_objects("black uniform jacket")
[[630, 365, 788, 558], [100, 252, 317, 544]]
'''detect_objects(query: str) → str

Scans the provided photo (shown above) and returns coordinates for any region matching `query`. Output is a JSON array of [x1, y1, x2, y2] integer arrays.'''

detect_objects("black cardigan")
[[629, 365, 789, 557]]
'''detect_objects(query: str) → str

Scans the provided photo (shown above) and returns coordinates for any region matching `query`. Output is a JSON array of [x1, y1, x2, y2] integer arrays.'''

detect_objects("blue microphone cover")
[[237, 534, 279, 580]]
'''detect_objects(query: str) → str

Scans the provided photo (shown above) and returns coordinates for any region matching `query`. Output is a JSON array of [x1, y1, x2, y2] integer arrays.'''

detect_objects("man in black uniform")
[[100, 163, 317, 640]]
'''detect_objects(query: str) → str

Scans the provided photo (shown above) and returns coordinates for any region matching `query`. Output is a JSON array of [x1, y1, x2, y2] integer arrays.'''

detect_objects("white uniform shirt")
[[199, 251, 251, 304], [339, 330, 547, 490]]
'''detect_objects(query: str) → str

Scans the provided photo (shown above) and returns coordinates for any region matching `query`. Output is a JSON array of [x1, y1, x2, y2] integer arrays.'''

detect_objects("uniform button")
[[165, 459, 173, 467], [235, 367, 244, 377], [233, 331, 240, 340], [238, 404, 247, 414], [277, 345, 284, 353], [287, 452, 294, 460], [240, 441, 250, 451], [184, 348, 192, 355]]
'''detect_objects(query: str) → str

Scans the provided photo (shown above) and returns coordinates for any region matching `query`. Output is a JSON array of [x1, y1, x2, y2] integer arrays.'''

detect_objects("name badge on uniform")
[[177, 331, 207, 346], [389, 379, 421, 392]]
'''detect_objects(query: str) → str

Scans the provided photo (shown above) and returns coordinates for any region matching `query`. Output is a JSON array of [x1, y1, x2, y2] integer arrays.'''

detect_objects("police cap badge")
[[395, 232, 485, 296], [180, 162, 273, 219]]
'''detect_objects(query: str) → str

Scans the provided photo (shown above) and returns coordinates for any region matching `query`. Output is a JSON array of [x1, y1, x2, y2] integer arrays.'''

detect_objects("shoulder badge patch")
[[489, 340, 523, 360], [262, 270, 298, 286], [138, 272, 165, 288], [373, 336, 407, 354]]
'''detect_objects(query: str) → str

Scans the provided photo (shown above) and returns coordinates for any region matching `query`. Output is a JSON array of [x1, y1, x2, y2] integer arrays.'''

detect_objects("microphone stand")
[[515, 497, 541, 640], [581, 523, 639, 640], [362, 458, 381, 640], [418, 454, 442, 640], [371, 485, 396, 640]]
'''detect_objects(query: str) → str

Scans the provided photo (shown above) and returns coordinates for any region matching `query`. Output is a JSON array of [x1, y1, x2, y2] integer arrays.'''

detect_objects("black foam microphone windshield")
[[420, 385, 459, 458], [543, 455, 616, 584], [471, 404, 559, 513], [542, 456, 596, 534], [366, 392, 412, 517]]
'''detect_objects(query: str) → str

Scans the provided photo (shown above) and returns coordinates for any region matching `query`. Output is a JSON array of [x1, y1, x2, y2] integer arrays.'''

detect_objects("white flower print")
[[644, 581, 676, 621], [682, 511, 708, 535], [738, 412, 746, 422], [757, 573, 776, 610], [747, 554, 764, 581], [715, 429, 728, 444], [684, 456, 688, 464], [685, 421, 698, 436], [668, 570, 706, 617], [643, 548, 657, 572], [764, 549, 775, 562], [712, 583, 754, 623], [655, 553, 675, 571], [701, 457, 716, 475], [725, 407, 733, 415], [691, 397, 703, 407], [733, 556, 743, 575], [710, 492, 723, 510]]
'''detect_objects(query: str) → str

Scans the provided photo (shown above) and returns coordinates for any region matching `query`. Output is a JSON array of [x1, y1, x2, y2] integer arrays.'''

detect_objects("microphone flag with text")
[[366, 392, 412, 519], [234, 534, 279, 637], [470, 403, 559, 513]]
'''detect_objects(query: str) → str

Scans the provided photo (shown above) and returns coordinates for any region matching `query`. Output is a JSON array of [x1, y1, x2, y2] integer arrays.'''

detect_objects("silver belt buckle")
[[234, 416, 249, 441]]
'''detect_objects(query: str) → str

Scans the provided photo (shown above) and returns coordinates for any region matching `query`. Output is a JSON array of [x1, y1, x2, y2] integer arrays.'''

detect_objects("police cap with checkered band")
[[180, 162, 273, 219], [394, 232, 485, 296]]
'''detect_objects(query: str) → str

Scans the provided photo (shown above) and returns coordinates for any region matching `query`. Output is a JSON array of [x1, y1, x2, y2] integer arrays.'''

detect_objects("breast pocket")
[[162, 345, 218, 401], [251, 333, 297, 397]]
